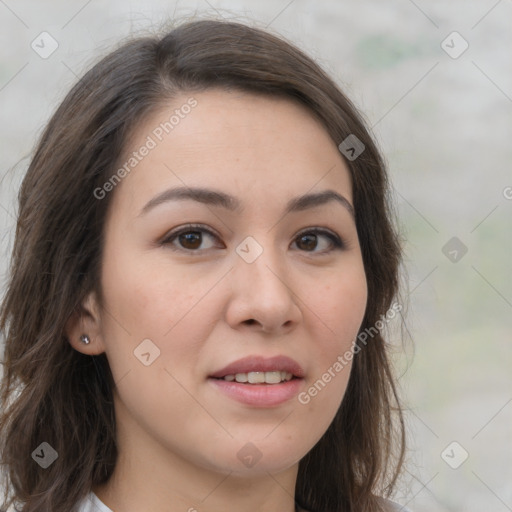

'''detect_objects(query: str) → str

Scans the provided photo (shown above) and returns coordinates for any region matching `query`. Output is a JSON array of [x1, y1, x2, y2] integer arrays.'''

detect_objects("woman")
[[0, 19, 408, 512]]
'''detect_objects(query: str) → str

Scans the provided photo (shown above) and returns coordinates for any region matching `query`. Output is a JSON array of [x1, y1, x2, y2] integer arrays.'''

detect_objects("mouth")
[[208, 355, 304, 407], [215, 371, 295, 384]]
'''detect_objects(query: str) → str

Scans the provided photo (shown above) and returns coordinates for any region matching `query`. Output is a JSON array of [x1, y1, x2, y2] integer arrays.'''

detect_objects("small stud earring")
[[80, 334, 91, 345]]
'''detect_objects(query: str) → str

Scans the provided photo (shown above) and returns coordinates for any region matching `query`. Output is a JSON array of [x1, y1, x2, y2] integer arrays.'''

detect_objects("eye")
[[160, 225, 344, 255], [160, 224, 222, 252], [291, 228, 344, 254]]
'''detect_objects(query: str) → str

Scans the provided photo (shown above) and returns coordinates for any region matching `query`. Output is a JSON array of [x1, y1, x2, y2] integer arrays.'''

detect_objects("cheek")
[[99, 251, 224, 375], [299, 265, 366, 415], [97, 258, 222, 426], [101, 245, 195, 332], [314, 266, 368, 347]]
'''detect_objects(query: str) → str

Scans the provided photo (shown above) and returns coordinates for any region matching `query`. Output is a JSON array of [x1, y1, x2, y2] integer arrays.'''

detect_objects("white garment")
[[76, 492, 113, 512], [76, 492, 411, 512]]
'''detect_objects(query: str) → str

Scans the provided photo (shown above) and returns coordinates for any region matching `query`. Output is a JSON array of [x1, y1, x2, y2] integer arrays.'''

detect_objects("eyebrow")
[[138, 186, 354, 218]]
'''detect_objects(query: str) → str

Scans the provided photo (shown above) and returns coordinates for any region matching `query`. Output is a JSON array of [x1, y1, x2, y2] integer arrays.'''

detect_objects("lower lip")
[[208, 378, 303, 407]]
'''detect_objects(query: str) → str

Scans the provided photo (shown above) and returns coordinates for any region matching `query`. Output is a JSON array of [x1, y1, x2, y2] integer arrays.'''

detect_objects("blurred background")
[[1, 1, 511, 510]]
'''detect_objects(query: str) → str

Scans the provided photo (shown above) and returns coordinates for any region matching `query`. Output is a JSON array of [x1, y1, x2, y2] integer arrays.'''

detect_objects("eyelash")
[[159, 223, 345, 255]]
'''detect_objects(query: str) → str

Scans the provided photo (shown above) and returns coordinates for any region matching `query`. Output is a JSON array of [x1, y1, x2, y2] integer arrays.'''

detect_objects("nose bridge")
[[234, 234, 288, 297], [227, 233, 301, 331]]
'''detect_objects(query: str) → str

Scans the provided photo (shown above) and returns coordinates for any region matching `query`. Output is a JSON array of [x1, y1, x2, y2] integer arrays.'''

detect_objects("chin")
[[199, 436, 312, 477]]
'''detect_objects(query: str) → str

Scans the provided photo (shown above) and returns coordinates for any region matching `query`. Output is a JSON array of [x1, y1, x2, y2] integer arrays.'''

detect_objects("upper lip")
[[209, 355, 305, 379]]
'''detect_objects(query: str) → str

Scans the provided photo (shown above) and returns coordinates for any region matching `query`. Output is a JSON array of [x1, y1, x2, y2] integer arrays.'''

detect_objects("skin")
[[67, 89, 368, 512]]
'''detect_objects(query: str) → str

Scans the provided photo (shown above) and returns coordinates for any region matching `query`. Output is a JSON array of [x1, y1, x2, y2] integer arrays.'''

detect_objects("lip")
[[209, 355, 305, 379], [209, 378, 303, 407], [208, 355, 305, 407]]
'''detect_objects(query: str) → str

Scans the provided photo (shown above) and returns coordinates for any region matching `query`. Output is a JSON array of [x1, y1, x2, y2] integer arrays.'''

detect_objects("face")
[[79, 89, 367, 478]]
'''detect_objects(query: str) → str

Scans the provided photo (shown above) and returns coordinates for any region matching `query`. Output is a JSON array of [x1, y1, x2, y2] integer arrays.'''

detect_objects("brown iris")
[[179, 231, 203, 250], [296, 233, 317, 251]]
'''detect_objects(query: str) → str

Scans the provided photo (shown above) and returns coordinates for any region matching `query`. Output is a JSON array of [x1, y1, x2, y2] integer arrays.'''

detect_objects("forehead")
[[111, 89, 352, 215]]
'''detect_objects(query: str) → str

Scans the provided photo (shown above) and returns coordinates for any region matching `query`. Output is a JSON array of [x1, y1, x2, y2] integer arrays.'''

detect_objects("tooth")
[[247, 372, 265, 384], [230, 370, 294, 384], [265, 371, 282, 384]]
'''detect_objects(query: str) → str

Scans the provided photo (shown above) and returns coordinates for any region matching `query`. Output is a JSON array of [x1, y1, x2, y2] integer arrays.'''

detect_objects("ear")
[[65, 290, 106, 355]]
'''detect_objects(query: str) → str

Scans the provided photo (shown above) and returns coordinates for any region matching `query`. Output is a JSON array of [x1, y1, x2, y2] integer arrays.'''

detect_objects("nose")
[[225, 245, 303, 335]]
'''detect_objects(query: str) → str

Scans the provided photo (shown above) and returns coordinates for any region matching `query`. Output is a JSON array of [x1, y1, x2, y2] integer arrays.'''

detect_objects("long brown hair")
[[0, 18, 405, 512]]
